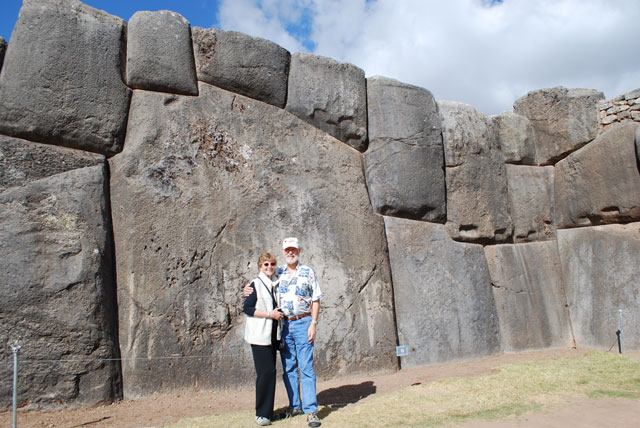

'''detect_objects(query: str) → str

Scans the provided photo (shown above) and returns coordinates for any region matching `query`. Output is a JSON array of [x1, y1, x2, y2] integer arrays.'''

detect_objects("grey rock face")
[[1, 134, 104, 192], [506, 165, 555, 242], [126, 11, 198, 95], [513, 86, 604, 165], [0, 0, 131, 156], [554, 122, 640, 228], [635, 125, 640, 167], [0, 165, 121, 408], [484, 242, 573, 351], [558, 223, 640, 350], [364, 76, 445, 221], [285, 53, 367, 151], [109, 83, 397, 398], [493, 112, 537, 164], [439, 101, 513, 243], [0, 36, 6, 74], [384, 217, 501, 368], [192, 27, 290, 108]]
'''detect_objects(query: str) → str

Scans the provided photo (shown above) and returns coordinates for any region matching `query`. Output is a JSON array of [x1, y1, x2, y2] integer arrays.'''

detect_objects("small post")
[[618, 309, 624, 354], [11, 345, 21, 428]]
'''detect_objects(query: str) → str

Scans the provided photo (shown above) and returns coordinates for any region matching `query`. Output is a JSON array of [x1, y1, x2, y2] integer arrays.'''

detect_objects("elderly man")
[[277, 237, 322, 427], [244, 237, 322, 427]]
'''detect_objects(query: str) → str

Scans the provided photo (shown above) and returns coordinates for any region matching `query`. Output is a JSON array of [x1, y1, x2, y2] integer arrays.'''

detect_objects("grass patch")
[[163, 351, 640, 428]]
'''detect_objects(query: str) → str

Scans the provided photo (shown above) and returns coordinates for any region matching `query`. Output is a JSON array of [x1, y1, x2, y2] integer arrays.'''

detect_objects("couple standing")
[[243, 237, 323, 427]]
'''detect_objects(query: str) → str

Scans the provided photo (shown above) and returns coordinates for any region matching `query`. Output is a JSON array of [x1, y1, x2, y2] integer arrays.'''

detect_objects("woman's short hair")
[[258, 253, 277, 270]]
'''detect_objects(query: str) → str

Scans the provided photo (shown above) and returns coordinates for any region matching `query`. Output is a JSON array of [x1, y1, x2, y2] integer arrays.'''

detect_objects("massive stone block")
[[192, 27, 290, 108], [484, 242, 573, 351], [285, 53, 368, 151], [126, 10, 198, 95], [555, 122, 640, 228], [364, 76, 445, 222], [439, 101, 513, 243], [1, 134, 104, 192], [0, 0, 131, 156], [0, 165, 121, 408], [514, 86, 604, 165], [109, 82, 397, 398], [493, 112, 537, 165], [558, 223, 640, 350], [384, 217, 501, 368], [506, 165, 555, 242]]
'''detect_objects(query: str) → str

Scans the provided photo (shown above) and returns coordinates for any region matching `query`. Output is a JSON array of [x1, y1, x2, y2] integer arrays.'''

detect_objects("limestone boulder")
[[558, 223, 640, 350], [126, 11, 198, 95], [364, 76, 445, 221], [1, 134, 104, 192], [192, 28, 290, 108], [492, 112, 536, 164], [285, 53, 367, 151], [109, 82, 397, 398], [0, 165, 121, 408], [635, 125, 640, 166], [554, 122, 640, 228], [439, 101, 513, 243], [484, 242, 573, 351], [0, 36, 6, 73], [505, 165, 555, 242], [0, 0, 131, 156], [384, 217, 501, 368], [513, 87, 604, 164]]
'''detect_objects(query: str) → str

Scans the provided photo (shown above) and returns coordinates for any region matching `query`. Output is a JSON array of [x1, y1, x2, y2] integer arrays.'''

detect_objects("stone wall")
[[1, 0, 638, 409], [599, 88, 640, 131]]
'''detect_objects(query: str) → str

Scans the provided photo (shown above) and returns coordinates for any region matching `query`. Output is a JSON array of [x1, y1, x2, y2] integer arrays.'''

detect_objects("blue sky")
[[1, 0, 639, 115]]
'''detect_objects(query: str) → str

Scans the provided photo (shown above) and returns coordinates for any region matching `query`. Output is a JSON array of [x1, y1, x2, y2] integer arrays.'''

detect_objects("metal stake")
[[12, 345, 21, 428], [619, 309, 624, 354]]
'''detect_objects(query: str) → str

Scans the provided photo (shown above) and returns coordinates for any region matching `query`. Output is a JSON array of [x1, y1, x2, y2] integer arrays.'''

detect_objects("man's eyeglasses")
[[262, 262, 276, 267]]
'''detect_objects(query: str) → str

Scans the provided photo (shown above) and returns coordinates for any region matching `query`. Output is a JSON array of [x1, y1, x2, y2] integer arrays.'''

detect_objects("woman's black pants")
[[251, 344, 277, 419]]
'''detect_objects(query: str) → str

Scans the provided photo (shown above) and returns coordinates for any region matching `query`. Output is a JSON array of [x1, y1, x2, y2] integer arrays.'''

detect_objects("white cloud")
[[219, 0, 640, 115]]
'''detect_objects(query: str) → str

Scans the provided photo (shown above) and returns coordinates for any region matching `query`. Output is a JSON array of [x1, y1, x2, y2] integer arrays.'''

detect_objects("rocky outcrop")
[[0, 165, 120, 408], [484, 242, 573, 351], [191, 28, 290, 108], [0, 135, 104, 192], [513, 86, 603, 165], [384, 217, 501, 368], [554, 122, 640, 228], [439, 101, 513, 243], [285, 53, 368, 151], [0, 0, 131, 156], [558, 223, 640, 350], [364, 76, 446, 222], [109, 83, 397, 398], [493, 112, 537, 165], [505, 165, 555, 242], [126, 11, 198, 96]]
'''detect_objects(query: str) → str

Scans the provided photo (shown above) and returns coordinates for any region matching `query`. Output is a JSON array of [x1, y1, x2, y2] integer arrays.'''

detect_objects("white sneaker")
[[255, 416, 271, 426]]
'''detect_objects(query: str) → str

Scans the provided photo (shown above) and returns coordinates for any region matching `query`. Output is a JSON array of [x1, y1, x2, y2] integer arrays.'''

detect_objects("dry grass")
[[164, 351, 640, 428]]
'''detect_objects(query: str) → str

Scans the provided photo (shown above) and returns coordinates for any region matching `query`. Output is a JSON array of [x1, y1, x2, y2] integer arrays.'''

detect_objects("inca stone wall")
[[1, 0, 638, 409]]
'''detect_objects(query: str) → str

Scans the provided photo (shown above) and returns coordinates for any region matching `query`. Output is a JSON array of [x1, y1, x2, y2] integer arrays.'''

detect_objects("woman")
[[243, 253, 284, 426]]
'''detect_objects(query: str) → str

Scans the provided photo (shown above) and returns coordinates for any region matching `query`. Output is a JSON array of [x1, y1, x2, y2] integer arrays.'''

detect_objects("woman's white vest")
[[244, 272, 282, 346]]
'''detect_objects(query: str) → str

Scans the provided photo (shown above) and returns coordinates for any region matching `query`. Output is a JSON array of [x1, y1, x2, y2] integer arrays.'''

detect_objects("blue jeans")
[[281, 316, 317, 413]]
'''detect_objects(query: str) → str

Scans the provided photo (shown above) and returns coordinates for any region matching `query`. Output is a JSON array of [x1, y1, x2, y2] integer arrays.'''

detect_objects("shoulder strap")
[[256, 277, 277, 307]]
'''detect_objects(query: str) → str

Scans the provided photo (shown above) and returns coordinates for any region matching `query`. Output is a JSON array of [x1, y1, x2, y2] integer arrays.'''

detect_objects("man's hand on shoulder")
[[242, 282, 253, 297]]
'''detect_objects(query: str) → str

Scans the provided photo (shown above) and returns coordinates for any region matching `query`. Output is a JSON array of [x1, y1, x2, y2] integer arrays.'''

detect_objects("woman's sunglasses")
[[262, 262, 276, 267]]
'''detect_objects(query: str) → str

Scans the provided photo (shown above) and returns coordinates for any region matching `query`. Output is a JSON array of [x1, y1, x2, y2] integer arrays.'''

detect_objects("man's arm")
[[308, 299, 320, 343]]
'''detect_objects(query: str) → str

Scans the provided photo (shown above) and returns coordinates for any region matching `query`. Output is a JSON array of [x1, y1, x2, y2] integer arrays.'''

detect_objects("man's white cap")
[[282, 237, 300, 250]]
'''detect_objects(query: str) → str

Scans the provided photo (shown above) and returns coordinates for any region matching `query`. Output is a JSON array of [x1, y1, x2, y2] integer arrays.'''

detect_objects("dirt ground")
[[1, 348, 638, 428]]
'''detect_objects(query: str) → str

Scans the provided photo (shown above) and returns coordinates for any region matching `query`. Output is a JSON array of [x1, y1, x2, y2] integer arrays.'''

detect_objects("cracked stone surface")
[[109, 82, 396, 398], [484, 241, 573, 351], [384, 216, 501, 368]]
